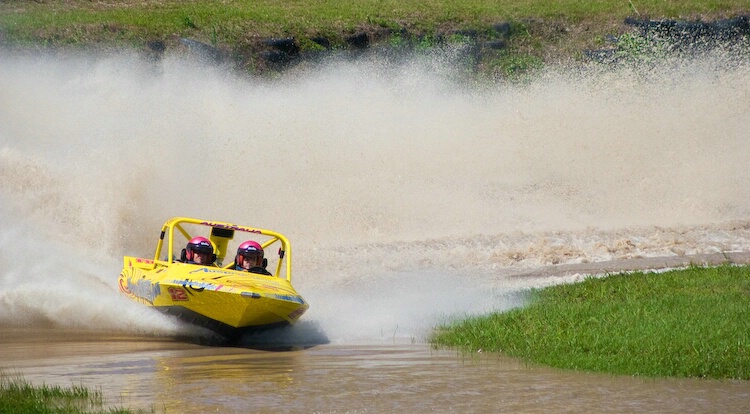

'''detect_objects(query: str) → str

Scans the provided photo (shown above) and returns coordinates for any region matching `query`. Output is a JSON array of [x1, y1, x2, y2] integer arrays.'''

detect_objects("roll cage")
[[151, 217, 292, 281]]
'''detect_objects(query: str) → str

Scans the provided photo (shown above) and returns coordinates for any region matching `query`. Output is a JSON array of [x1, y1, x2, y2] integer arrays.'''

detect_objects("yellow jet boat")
[[118, 217, 308, 339]]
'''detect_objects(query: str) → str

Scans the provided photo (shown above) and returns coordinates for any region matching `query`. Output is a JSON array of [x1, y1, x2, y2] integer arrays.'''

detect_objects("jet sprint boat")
[[118, 217, 308, 338]]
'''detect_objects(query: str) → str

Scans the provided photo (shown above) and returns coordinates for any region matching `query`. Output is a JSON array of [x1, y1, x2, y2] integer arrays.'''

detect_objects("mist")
[[1, 48, 749, 342]]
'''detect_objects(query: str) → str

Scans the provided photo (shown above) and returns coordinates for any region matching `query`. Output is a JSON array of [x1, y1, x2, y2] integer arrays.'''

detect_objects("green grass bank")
[[0, 374, 144, 414], [1, 1, 748, 74], [431, 265, 750, 379]]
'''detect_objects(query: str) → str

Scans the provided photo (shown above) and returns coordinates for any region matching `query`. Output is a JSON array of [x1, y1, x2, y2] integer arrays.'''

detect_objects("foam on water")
[[1, 48, 749, 343]]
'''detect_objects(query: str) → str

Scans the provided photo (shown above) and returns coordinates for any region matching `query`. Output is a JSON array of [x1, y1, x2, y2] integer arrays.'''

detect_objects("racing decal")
[[163, 277, 293, 295], [122, 277, 161, 304], [169, 279, 221, 292], [118, 277, 132, 295], [188, 267, 234, 275], [168, 287, 189, 301], [268, 294, 306, 304], [201, 221, 262, 234], [128, 258, 154, 268]]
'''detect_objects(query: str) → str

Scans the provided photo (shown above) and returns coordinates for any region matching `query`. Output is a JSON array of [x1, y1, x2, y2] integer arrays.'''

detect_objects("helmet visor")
[[192, 251, 212, 264], [238, 249, 263, 259], [188, 243, 213, 255]]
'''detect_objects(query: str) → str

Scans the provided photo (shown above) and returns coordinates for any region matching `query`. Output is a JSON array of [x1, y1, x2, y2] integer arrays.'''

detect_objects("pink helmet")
[[185, 236, 213, 262], [235, 240, 264, 267]]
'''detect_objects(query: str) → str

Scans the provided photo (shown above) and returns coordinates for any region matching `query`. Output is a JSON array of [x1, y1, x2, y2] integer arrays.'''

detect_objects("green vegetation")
[[0, 0, 747, 45], [0, 373, 145, 414], [432, 265, 750, 379], [0, 0, 747, 75]]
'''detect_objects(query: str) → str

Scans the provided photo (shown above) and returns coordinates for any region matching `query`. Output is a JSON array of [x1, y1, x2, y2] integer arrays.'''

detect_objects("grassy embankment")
[[0, 0, 748, 74], [0, 373, 146, 414], [432, 265, 750, 379]]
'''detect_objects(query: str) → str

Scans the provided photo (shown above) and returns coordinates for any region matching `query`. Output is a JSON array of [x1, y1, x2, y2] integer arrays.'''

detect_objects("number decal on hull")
[[168, 287, 189, 301]]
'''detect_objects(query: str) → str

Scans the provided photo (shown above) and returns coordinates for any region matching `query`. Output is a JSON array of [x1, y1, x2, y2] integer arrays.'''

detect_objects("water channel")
[[1, 49, 749, 412]]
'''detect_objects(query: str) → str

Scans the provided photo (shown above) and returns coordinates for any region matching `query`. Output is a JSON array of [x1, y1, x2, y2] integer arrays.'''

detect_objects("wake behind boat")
[[118, 217, 308, 339]]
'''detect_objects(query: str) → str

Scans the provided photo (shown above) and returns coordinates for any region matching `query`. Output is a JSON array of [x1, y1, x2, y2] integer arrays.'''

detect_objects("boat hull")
[[118, 256, 308, 336]]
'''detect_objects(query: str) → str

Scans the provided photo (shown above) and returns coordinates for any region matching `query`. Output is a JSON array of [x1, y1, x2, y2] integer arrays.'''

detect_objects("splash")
[[1, 49, 749, 342]]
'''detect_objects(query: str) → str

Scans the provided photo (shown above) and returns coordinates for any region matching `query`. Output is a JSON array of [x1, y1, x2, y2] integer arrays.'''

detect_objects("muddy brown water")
[[4, 252, 750, 414], [2, 328, 750, 413]]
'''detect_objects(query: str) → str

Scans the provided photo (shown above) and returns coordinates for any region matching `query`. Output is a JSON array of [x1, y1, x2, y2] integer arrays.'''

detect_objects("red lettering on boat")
[[168, 287, 189, 301]]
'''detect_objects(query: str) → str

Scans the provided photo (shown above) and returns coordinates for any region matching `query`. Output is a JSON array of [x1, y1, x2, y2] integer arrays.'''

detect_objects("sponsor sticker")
[[168, 287, 189, 301]]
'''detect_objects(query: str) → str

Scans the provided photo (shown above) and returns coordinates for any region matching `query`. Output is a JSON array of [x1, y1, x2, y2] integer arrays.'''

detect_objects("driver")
[[235, 240, 272, 275], [183, 236, 215, 265]]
